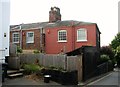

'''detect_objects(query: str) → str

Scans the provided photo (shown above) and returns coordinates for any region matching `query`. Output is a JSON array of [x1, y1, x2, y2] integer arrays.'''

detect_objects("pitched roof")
[[10, 22, 48, 30], [66, 46, 97, 56], [10, 20, 96, 30], [45, 20, 80, 28]]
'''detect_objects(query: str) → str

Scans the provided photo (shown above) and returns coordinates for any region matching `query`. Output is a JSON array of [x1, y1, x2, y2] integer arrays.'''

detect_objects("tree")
[[100, 46, 114, 60], [110, 32, 120, 49], [115, 46, 120, 67], [110, 32, 120, 67]]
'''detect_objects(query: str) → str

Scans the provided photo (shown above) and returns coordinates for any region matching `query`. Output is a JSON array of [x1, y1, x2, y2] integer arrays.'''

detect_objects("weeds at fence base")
[[24, 73, 43, 81]]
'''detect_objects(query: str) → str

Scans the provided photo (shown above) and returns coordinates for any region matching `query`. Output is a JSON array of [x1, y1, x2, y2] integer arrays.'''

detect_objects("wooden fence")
[[67, 56, 78, 71], [18, 54, 80, 71]]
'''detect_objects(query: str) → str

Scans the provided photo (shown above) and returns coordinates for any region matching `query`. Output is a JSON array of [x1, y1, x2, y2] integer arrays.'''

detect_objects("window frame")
[[58, 30, 67, 42], [12, 32, 20, 43], [77, 28, 87, 42], [26, 32, 34, 43]]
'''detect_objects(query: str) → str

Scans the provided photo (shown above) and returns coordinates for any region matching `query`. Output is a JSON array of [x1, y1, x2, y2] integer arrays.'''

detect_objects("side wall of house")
[[74, 24, 97, 49], [45, 26, 73, 54], [96, 25, 101, 49], [45, 24, 97, 54]]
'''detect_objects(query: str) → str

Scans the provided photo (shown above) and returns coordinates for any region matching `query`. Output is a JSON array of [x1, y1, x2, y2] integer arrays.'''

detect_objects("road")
[[87, 69, 120, 86]]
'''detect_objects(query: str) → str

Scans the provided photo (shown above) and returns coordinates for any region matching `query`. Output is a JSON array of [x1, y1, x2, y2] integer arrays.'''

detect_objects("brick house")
[[10, 22, 47, 53], [10, 7, 101, 54]]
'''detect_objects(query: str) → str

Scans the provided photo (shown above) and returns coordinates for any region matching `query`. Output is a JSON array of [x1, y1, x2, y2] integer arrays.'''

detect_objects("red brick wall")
[[74, 24, 96, 49], [22, 29, 41, 50], [45, 24, 97, 54], [10, 24, 99, 54], [10, 31, 20, 46], [45, 26, 73, 54], [10, 29, 41, 51]]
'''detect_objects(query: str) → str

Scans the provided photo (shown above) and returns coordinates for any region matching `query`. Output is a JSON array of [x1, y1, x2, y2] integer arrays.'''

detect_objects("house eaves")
[[10, 22, 49, 31]]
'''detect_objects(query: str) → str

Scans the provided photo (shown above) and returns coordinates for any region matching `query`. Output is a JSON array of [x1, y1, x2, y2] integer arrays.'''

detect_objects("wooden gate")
[[77, 55, 82, 81], [67, 55, 82, 82]]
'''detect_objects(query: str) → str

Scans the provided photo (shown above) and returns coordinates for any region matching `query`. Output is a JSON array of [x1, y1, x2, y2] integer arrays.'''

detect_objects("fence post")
[[64, 55, 67, 70], [107, 62, 108, 72]]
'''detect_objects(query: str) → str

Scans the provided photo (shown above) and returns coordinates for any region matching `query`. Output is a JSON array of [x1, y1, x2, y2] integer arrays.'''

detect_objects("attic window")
[[58, 30, 67, 42]]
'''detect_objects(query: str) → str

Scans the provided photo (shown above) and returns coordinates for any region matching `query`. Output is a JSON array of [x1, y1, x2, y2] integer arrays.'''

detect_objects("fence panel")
[[67, 56, 78, 71], [39, 54, 44, 65], [19, 54, 27, 64], [42, 55, 66, 69], [19, 54, 79, 71], [56, 55, 66, 69], [97, 62, 108, 75], [43, 55, 53, 67]]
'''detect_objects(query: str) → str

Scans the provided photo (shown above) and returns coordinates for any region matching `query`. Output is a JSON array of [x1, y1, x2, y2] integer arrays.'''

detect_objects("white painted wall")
[[0, 1, 2, 49], [0, 0, 10, 63], [118, 1, 120, 32]]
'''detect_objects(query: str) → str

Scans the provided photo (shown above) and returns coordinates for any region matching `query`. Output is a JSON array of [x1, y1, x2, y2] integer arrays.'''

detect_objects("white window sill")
[[13, 42, 19, 43], [26, 42, 34, 44], [77, 40, 87, 42], [58, 40, 67, 43]]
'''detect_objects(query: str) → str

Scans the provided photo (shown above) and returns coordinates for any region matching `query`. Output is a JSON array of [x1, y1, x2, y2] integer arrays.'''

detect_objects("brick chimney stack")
[[49, 7, 61, 23]]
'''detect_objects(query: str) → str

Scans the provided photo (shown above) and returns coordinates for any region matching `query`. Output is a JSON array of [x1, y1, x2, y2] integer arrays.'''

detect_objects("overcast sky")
[[10, 0, 119, 46]]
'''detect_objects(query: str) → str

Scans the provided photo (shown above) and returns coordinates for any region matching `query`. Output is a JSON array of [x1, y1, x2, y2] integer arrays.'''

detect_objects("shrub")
[[23, 64, 41, 74], [100, 46, 115, 64], [33, 49, 40, 54], [58, 67, 66, 71], [99, 54, 110, 64], [100, 46, 114, 60], [48, 65, 57, 70], [17, 46, 22, 53]]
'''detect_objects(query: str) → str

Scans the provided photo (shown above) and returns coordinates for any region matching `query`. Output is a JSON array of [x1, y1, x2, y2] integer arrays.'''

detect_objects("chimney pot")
[[49, 7, 61, 23]]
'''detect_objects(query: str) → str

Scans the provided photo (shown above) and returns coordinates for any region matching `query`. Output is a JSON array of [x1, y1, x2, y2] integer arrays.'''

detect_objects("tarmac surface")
[[1, 68, 119, 87], [1, 77, 72, 87], [87, 71, 119, 86], [2, 77, 60, 86]]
